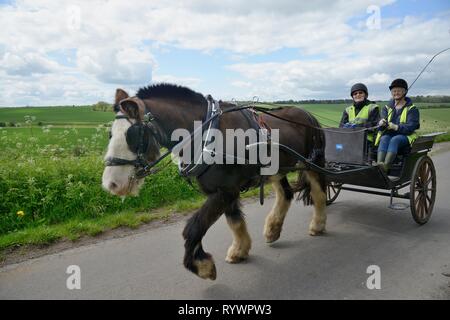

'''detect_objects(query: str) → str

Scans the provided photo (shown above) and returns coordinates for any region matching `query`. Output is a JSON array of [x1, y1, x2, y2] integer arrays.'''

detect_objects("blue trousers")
[[378, 134, 409, 154]]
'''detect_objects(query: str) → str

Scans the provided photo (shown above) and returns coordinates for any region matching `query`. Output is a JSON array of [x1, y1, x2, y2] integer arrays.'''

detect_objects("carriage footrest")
[[388, 202, 409, 210]]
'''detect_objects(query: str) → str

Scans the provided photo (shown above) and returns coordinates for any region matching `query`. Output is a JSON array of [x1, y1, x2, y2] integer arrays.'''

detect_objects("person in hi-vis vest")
[[340, 83, 380, 151], [375, 79, 420, 172]]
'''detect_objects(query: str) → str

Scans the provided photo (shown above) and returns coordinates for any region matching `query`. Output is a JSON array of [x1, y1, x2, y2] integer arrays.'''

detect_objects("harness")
[[177, 95, 222, 178], [178, 96, 272, 179], [105, 95, 269, 181]]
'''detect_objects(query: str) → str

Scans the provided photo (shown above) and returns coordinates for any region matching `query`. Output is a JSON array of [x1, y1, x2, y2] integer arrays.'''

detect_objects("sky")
[[0, 0, 450, 107]]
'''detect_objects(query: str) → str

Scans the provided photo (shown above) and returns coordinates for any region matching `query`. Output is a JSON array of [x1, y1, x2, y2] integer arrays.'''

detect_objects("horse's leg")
[[182, 190, 230, 280], [263, 175, 293, 243], [225, 197, 252, 263], [305, 171, 327, 236]]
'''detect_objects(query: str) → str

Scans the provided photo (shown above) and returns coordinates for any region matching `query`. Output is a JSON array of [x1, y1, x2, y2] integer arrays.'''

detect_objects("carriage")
[[317, 129, 444, 225], [269, 126, 443, 225]]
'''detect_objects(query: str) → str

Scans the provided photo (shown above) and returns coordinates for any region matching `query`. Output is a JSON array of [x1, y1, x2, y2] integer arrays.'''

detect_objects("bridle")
[[104, 109, 168, 179], [104, 95, 226, 180]]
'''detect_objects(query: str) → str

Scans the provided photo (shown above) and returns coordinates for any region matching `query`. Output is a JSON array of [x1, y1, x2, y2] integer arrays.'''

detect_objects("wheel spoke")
[[425, 164, 431, 179], [426, 194, 432, 207], [419, 194, 426, 218], [415, 192, 423, 217], [422, 193, 429, 215], [331, 185, 336, 193], [420, 162, 428, 185], [414, 192, 421, 208]]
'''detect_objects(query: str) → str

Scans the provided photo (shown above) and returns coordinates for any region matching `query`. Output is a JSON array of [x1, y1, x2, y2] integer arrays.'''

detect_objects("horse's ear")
[[119, 98, 146, 120], [120, 100, 140, 120], [115, 88, 129, 104]]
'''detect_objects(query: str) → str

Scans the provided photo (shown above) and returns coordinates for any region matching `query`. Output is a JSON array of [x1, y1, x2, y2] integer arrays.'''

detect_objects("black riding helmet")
[[389, 78, 408, 91], [350, 83, 368, 97]]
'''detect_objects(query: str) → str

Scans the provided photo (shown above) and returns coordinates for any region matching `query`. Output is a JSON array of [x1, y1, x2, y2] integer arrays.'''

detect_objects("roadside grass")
[[0, 179, 274, 253], [0, 211, 166, 251], [435, 133, 450, 142]]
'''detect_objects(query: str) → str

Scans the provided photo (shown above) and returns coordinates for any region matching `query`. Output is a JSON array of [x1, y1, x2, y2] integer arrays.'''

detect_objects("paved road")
[[1, 151, 450, 299]]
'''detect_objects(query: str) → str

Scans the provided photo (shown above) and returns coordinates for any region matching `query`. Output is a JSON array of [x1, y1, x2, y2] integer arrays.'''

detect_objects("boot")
[[376, 151, 386, 165], [383, 152, 396, 172]]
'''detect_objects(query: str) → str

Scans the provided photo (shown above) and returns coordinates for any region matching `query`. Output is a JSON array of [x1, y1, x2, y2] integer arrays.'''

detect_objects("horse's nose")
[[109, 182, 118, 190]]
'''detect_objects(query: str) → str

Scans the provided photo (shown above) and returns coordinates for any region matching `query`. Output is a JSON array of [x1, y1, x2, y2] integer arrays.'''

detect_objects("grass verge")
[[0, 179, 273, 254]]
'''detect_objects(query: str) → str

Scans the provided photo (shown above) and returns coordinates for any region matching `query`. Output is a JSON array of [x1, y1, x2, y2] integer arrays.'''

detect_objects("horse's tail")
[[292, 111, 326, 205]]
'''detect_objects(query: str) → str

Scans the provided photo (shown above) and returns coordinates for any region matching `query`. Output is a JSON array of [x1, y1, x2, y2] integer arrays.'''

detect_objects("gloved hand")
[[343, 123, 357, 128], [388, 122, 399, 131], [378, 119, 387, 127]]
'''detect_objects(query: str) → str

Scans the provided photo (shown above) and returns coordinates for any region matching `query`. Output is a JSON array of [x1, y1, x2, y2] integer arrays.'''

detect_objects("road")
[[1, 150, 450, 299]]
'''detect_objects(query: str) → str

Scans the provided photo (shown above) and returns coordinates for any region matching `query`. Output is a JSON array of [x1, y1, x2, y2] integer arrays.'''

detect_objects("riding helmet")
[[350, 83, 368, 97], [389, 78, 408, 91]]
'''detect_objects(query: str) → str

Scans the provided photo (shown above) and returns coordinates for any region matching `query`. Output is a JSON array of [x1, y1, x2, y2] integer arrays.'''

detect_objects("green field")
[[0, 106, 114, 126], [0, 103, 449, 252], [261, 102, 450, 133]]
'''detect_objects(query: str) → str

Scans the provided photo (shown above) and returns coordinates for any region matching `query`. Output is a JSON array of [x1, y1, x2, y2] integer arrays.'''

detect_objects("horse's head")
[[102, 88, 160, 197]]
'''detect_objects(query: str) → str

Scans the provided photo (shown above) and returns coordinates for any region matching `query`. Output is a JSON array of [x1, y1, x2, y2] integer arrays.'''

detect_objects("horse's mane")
[[136, 83, 206, 105]]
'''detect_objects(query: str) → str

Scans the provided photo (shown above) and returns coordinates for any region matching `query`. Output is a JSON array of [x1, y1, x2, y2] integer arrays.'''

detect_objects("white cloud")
[[152, 74, 202, 89], [0, 0, 449, 106], [227, 14, 450, 101], [0, 51, 61, 76]]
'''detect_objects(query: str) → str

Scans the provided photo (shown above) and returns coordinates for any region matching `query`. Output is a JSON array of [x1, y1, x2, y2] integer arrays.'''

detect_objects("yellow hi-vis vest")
[[345, 103, 378, 142], [374, 105, 418, 146]]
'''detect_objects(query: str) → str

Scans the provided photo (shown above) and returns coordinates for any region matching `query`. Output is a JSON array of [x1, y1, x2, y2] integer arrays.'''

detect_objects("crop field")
[[0, 103, 448, 250], [0, 106, 113, 126], [266, 102, 450, 131]]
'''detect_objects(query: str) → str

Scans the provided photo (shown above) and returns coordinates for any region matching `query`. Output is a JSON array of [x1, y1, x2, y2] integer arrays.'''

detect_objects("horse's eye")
[[108, 131, 112, 139]]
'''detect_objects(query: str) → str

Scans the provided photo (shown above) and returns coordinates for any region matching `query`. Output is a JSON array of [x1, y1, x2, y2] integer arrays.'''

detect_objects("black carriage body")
[[320, 128, 441, 224], [271, 126, 440, 224], [323, 128, 438, 189]]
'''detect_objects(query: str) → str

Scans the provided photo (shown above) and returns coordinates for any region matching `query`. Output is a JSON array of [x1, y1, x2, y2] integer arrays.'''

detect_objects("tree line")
[[274, 95, 450, 104]]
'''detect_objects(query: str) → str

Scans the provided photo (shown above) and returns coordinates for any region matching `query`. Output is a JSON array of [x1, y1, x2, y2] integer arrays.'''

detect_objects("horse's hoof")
[[225, 255, 247, 264], [225, 246, 249, 263], [309, 221, 326, 236], [193, 257, 217, 280], [309, 229, 325, 236], [309, 226, 326, 236], [264, 225, 282, 243]]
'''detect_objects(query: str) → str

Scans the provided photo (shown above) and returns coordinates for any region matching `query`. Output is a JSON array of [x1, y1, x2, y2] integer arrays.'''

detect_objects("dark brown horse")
[[102, 84, 327, 280]]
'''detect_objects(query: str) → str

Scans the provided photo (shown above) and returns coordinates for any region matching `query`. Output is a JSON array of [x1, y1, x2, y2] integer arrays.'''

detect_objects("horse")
[[102, 83, 327, 280]]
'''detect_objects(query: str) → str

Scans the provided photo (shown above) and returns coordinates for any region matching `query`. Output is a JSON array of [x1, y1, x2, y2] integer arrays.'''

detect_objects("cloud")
[[76, 47, 154, 84], [0, 51, 60, 76], [152, 74, 202, 89], [227, 14, 450, 101], [0, 0, 449, 106]]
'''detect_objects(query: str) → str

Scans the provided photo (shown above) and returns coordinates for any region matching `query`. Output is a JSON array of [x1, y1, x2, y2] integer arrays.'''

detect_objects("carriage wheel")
[[326, 182, 342, 206], [410, 156, 436, 225]]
